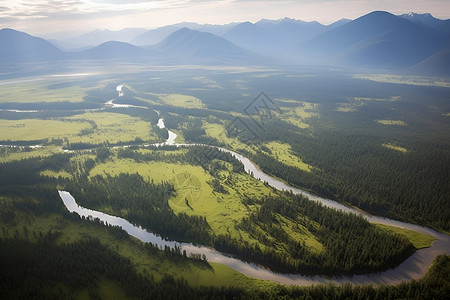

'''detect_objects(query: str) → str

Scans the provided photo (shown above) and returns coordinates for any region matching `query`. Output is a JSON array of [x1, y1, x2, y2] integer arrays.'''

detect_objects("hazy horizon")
[[1, 0, 450, 38]]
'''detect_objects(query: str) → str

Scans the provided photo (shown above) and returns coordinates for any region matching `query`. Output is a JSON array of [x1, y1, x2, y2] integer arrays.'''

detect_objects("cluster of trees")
[[227, 114, 449, 231], [0, 100, 100, 111], [0, 236, 222, 300], [183, 146, 244, 174], [63, 173, 212, 244], [1, 149, 416, 275], [216, 193, 412, 275], [270, 254, 450, 300], [1, 234, 448, 299], [118, 145, 244, 184], [0, 145, 448, 298]]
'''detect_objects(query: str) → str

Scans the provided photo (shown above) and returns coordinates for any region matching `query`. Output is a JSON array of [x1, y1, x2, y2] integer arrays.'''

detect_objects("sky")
[[1, 0, 449, 37]]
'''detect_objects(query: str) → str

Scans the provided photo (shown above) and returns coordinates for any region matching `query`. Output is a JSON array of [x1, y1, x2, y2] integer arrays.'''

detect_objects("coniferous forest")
[[1, 22, 450, 297]]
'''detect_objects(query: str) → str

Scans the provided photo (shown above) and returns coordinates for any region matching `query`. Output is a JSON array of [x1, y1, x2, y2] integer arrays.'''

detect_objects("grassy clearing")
[[382, 143, 408, 153], [97, 279, 134, 300], [376, 120, 407, 126], [0, 208, 275, 291], [203, 122, 255, 153], [336, 103, 362, 112], [263, 141, 312, 172], [88, 152, 327, 258], [66, 112, 160, 144], [192, 76, 224, 89], [278, 100, 319, 129], [0, 119, 90, 141], [157, 93, 205, 109], [0, 146, 59, 162], [89, 156, 270, 241], [354, 74, 450, 88], [0, 111, 160, 146], [231, 79, 249, 91], [0, 81, 86, 103], [170, 170, 271, 239], [41, 169, 73, 178], [89, 158, 199, 183], [336, 97, 399, 112], [354, 96, 401, 102], [375, 224, 435, 249], [277, 215, 324, 254], [171, 129, 185, 143]]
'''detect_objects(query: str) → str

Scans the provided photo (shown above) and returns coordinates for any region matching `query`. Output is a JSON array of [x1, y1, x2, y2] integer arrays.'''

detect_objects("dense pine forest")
[[0, 147, 414, 275], [159, 99, 449, 231], [0, 156, 449, 299], [0, 62, 449, 298]]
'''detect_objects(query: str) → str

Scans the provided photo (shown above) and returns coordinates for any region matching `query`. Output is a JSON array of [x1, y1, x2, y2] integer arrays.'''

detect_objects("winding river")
[[55, 85, 450, 286]]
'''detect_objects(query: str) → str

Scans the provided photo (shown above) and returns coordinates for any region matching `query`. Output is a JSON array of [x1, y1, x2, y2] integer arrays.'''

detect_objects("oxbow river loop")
[[56, 85, 450, 286]]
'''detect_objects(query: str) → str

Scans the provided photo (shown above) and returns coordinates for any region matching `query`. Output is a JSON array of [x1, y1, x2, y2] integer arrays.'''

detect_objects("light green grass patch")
[[278, 100, 319, 129], [89, 159, 202, 184], [0, 81, 86, 103], [89, 156, 272, 246], [382, 143, 408, 153], [157, 93, 205, 109], [41, 169, 72, 178], [231, 79, 248, 90], [0, 119, 90, 140], [354, 74, 450, 88], [0, 210, 273, 290], [65, 112, 159, 144], [375, 224, 435, 249], [263, 141, 312, 172], [0, 146, 60, 162], [97, 279, 134, 300], [172, 129, 185, 143], [134, 96, 159, 105], [354, 96, 401, 102], [376, 120, 407, 126], [203, 122, 255, 153], [443, 113, 450, 117], [205, 263, 278, 291], [192, 76, 224, 89], [277, 215, 324, 254], [336, 103, 362, 112], [171, 170, 271, 239]]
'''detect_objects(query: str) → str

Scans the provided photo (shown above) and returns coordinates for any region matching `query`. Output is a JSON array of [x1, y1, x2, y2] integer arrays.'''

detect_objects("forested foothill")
[[0, 145, 420, 276], [0, 154, 449, 298], [0, 62, 449, 298]]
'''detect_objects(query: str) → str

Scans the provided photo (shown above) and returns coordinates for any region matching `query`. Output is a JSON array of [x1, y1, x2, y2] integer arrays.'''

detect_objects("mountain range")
[[294, 11, 450, 68], [1, 11, 449, 75]]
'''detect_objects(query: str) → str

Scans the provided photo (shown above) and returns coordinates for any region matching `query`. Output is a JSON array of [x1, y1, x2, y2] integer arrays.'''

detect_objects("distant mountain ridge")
[[294, 11, 450, 68], [1, 11, 449, 74], [78, 41, 150, 59], [151, 28, 258, 64], [222, 17, 342, 55], [61, 28, 147, 48], [400, 12, 450, 33], [132, 22, 237, 46], [0, 28, 62, 61]]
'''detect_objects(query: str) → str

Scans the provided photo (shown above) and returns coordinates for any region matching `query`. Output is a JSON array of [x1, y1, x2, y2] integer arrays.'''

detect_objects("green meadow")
[[0, 119, 90, 141], [1, 65, 448, 298], [0, 202, 275, 292], [375, 224, 435, 249], [65, 112, 160, 144], [0, 81, 86, 103]]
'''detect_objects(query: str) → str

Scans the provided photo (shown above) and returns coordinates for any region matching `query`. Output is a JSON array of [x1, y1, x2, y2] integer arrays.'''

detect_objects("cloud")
[[91, 0, 153, 3], [1, 0, 449, 36], [0, 0, 88, 19]]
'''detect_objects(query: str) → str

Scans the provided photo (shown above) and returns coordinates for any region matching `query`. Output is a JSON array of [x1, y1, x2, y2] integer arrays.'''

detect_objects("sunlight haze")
[[1, 0, 449, 37]]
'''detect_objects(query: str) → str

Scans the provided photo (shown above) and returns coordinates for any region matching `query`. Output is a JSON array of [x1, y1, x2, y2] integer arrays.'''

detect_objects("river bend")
[[57, 85, 450, 286]]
